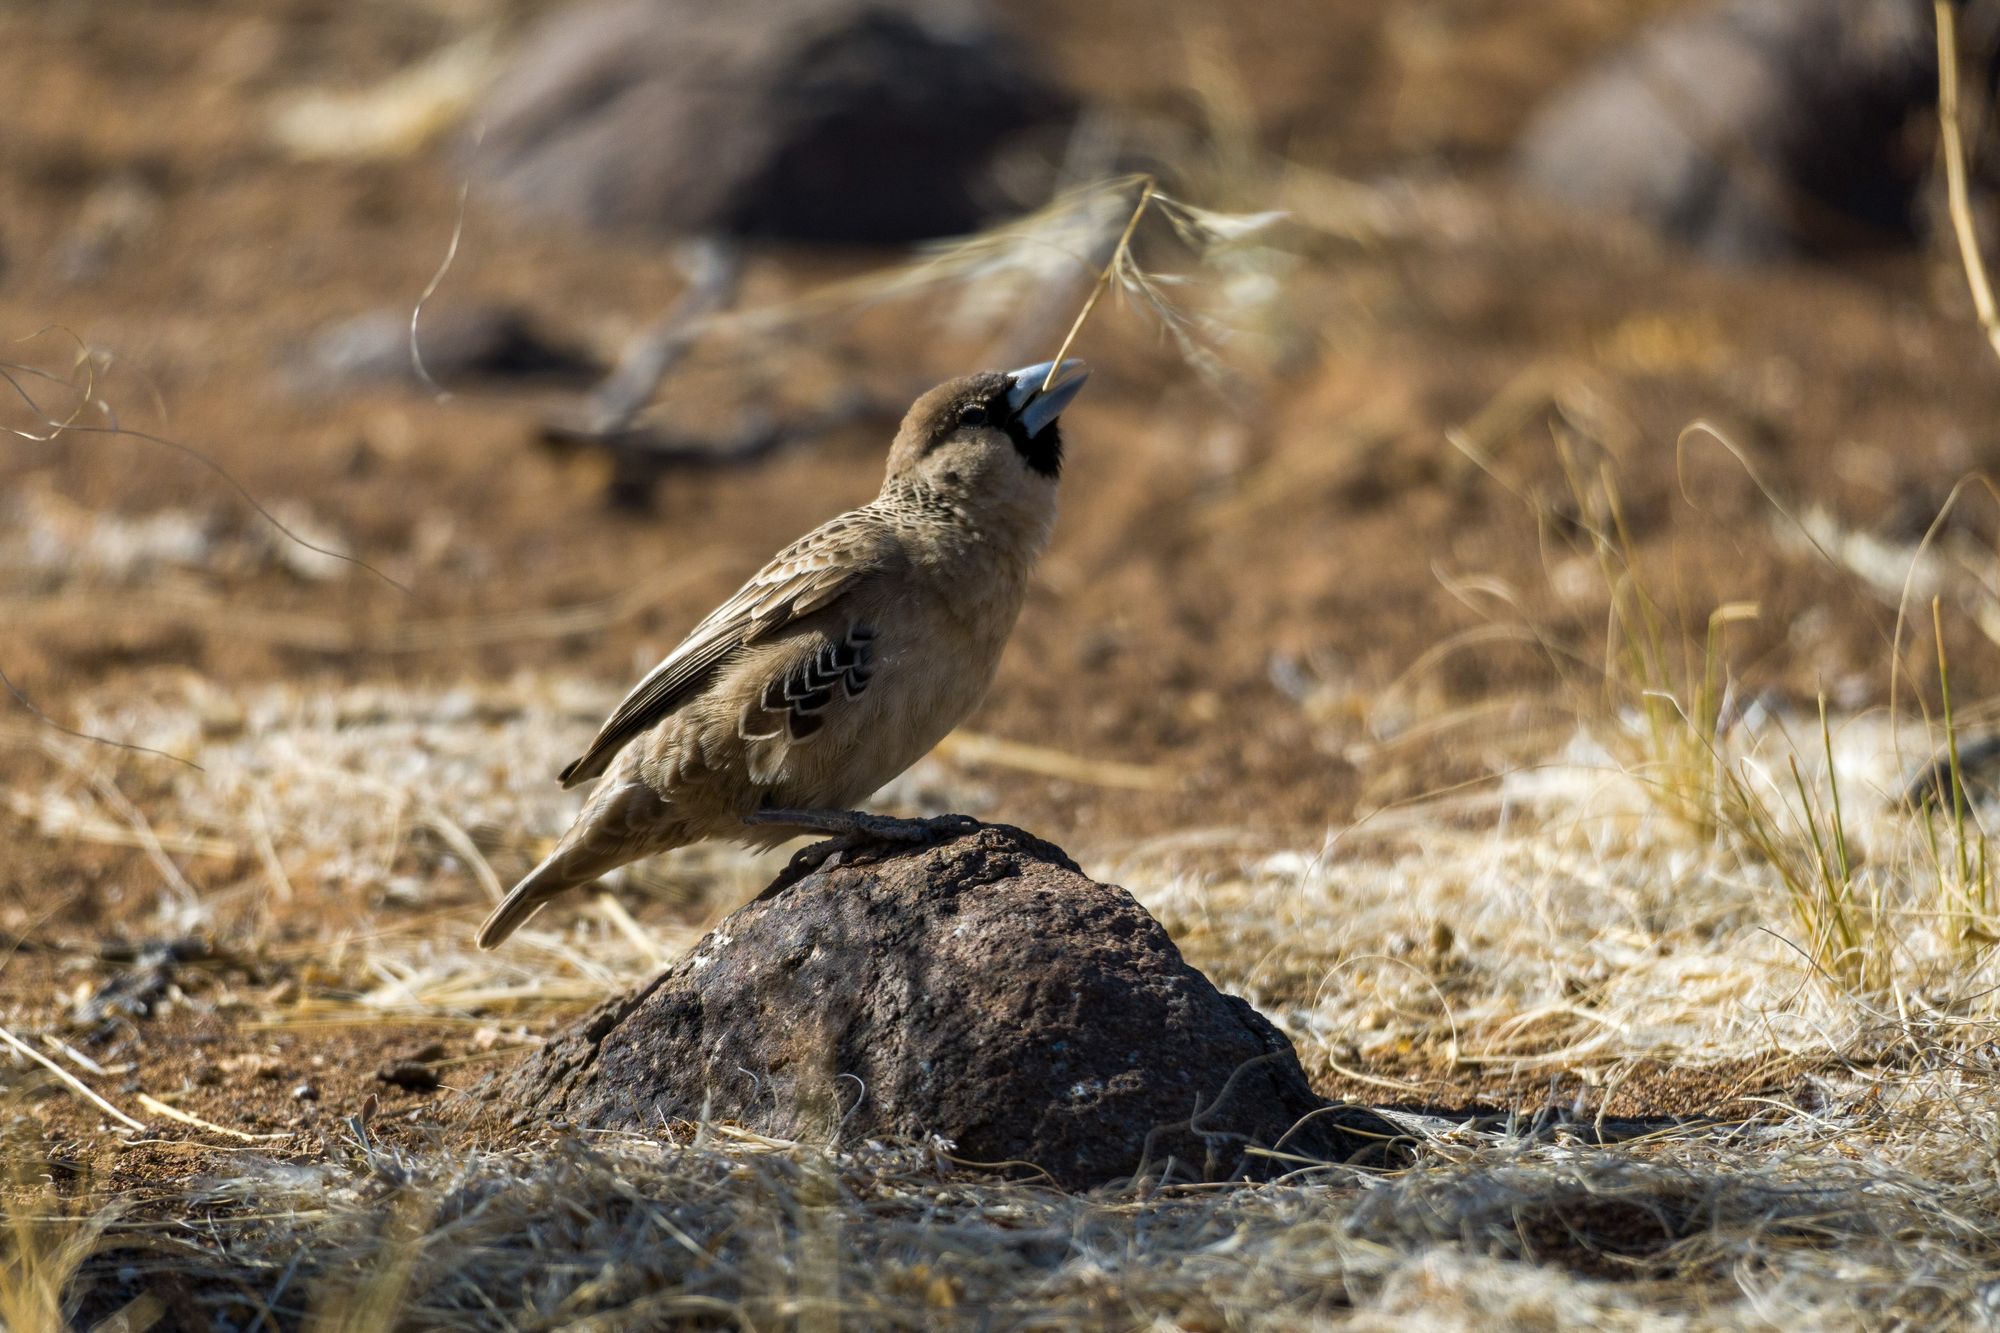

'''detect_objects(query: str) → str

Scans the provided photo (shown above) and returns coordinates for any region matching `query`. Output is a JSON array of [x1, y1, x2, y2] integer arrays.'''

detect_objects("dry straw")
[[607, 173, 1289, 388], [1936, 0, 2000, 363], [37, 1094, 2000, 1329]]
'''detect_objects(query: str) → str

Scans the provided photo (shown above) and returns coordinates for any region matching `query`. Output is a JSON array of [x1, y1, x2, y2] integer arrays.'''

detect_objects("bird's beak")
[[1005, 359, 1089, 439]]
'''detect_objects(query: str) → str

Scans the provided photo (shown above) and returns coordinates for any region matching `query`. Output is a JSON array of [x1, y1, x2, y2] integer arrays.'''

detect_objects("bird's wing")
[[734, 619, 879, 777], [558, 510, 899, 787]]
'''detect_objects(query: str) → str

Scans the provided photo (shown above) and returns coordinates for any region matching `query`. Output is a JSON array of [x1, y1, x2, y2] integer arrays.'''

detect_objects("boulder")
[[492, 822, 1396, 1188], [1513, 0, 1953, 261], [470, 0, 1065, 243]]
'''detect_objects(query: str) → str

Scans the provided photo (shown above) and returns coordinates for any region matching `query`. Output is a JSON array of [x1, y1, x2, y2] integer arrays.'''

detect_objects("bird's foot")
[[746, 811, 981, 900]]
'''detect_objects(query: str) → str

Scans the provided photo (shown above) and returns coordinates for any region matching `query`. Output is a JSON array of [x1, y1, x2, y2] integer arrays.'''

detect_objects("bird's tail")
[[476, 846, 595, 949], [478, 763, 682, 948]]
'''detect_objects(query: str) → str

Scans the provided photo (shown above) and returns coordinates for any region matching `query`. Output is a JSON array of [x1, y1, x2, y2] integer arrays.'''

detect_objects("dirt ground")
[[8, 0, 2000, 1325]]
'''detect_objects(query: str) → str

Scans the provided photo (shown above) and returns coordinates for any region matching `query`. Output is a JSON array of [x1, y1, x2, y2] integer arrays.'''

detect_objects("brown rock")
[[1513, 0, 1955, 261], [491, 822, 1395, 1188], [471, 0, 1066, 243]]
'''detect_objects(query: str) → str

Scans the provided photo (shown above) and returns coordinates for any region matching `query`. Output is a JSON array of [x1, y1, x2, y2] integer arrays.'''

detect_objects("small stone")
[[291, 1084, 318, 1102], [376, 1060, 440, 1092]]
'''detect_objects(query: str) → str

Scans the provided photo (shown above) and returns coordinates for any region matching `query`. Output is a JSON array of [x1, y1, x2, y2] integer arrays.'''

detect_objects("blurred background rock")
[[1515, 0, 2000, 261], [470, 0, 1069, 243]]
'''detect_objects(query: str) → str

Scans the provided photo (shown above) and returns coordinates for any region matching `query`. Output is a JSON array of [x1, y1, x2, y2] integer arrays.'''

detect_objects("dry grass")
[[0, 1146, 113, 1333], [36, 1073, 2000, 1330]]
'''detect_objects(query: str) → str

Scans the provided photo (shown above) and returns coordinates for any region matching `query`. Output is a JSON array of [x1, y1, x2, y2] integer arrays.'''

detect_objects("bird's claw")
[[746, 811, 982, 901], [743, 808, 976, 843]]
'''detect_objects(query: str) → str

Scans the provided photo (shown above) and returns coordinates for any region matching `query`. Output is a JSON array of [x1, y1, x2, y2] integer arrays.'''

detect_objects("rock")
[[490, 822, 1395, 1189], [1514, 0, 1953, 261], [289, 303, 598, 392], [470, 0, 1065, 243]]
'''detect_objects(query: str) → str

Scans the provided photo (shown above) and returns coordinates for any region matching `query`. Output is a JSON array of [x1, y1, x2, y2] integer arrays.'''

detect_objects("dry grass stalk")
[[615, 174, 1290, 388], [39, 1036, 114, 1079], [1039, 176, 1158, 387], [133, 1093, 286, 1143], [1935, 0, 2000, 364], [0, 1026, 145, 1133], [1421, 376, 2000, 1013]]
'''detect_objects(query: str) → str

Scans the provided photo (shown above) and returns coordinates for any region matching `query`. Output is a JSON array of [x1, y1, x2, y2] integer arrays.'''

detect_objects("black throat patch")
[[1005, 415, 1063, 478]]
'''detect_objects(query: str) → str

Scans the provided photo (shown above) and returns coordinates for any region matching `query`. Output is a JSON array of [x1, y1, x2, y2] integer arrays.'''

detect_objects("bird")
[[477, 359, 1089, 947]]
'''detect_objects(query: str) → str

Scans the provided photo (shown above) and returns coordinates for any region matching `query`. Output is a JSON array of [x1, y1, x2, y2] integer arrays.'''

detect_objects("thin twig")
[[2, 335, 408, 592], [134, 1093, 288, 1142], [410, 126, 479, 402], [0, 661, 199, 771], [0, 1024, 147, 1131], [41, 1033, 114, 1077]]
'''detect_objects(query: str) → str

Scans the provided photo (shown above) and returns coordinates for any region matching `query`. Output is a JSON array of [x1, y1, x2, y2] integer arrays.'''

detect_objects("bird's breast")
[[786, 568, 1027, 808]]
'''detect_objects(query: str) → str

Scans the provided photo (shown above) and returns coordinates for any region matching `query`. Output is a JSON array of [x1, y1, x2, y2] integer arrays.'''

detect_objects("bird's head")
[[884, 360, 1089, 507]]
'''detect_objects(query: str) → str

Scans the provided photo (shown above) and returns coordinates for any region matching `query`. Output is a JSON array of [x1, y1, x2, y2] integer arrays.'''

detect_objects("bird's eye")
[[957, 404, 989, 427]]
